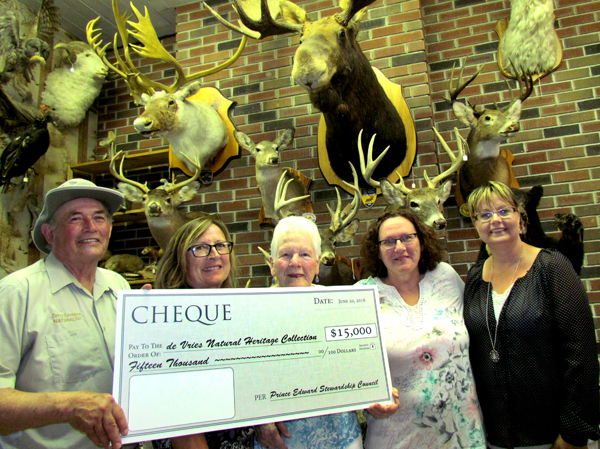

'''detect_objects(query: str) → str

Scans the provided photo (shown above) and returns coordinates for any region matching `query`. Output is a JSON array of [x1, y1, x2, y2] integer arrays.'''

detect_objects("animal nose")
[[321, 254, 335, 266], [433, 220, 447, 230]]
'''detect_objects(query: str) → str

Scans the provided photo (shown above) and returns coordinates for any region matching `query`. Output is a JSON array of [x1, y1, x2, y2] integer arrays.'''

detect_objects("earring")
[[271, 277, 276, 285], [314, 275, 320, 284]]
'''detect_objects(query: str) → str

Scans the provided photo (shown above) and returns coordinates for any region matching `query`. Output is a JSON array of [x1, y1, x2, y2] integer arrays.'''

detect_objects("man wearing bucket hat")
[[0, 179, 132, 449]]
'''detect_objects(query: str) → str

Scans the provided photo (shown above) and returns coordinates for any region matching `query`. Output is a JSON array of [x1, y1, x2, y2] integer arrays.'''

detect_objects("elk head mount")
[[110, 151, 202, 250], [358, 128, 466, 231], [88, 0, 246, 179], [446, 61, 534, 216], [205, 0, 416, 191]]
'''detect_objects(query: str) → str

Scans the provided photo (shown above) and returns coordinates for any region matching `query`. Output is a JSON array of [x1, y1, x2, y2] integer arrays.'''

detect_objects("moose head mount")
[[205, 0, 413, 189]]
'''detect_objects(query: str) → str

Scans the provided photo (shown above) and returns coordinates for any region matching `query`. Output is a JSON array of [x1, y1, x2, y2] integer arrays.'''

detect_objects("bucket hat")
[[33, 178, 124, 254]]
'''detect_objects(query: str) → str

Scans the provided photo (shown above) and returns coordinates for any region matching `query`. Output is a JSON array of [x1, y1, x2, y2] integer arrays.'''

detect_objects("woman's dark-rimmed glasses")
[[378, 234, 418, 249], [188, 242, 234, 257]]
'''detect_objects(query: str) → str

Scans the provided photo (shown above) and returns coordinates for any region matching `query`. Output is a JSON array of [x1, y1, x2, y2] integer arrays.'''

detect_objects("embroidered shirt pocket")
[[46, 329, 105, 383]]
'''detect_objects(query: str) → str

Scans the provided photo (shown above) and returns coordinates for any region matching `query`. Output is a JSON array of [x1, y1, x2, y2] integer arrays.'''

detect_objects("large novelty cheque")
[[114, 285, 393, 444]]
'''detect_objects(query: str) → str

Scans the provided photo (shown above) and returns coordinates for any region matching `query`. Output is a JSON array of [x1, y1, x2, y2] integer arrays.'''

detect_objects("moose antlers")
[[204, 0, 376, 40], [87, 0, 247, 102]]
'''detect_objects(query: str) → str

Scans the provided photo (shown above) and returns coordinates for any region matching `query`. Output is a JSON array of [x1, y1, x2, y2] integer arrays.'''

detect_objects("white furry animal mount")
[[134, 82, 228, 176], [497, 0, 562, 80], [42, 41, 108, 128]]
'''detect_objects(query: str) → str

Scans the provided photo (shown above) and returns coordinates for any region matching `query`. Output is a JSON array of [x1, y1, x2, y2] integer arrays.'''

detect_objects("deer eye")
[[410, 201, 419, 208], [484, 115, 492, 121], [168, 99, 175, 106], [339, 29, 346, 39]]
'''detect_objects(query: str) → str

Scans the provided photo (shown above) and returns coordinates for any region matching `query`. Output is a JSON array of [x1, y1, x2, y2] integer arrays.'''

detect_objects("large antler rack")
[[335, 0, 377, 27], [110, 151, 202, 193], [329, 162, 361, 233], [274, 171, 310, 219], [424, 128, 467, 188], [204, 0, 303, 40], [445, 59, 482, 105], [110, 150, 149, 193], [358, 128, 466, 195], [87, 0, 247, 102]]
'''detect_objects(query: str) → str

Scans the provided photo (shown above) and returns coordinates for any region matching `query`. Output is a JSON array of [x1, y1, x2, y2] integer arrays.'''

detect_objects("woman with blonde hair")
[[464, 181, 599, 449], [152, 215, 250, 449]]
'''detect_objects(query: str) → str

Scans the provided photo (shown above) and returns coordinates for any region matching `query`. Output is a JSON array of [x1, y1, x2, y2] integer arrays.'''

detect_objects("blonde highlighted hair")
[[155, 216, 238, 289]]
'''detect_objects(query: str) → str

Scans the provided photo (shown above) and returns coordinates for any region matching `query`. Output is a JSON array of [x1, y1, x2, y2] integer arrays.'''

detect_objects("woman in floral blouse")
[[357, 210, 486, 449]]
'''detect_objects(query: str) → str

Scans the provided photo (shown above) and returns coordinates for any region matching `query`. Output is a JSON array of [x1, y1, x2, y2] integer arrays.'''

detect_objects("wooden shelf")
[[70, 149, 170, 178], [113, 208, 146, 224]]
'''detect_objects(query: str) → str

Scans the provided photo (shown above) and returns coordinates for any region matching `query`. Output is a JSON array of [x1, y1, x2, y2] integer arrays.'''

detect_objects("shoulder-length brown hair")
[[360, 210, 443, 278], [155, 216, 239, 289]]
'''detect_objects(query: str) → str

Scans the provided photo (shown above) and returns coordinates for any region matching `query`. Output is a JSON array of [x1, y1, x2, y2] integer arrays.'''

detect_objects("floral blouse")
[[357, 263, 486, 449]]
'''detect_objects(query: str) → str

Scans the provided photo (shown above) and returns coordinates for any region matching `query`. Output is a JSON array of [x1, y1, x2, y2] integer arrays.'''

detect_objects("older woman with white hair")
[[255, 216, 398, 449]]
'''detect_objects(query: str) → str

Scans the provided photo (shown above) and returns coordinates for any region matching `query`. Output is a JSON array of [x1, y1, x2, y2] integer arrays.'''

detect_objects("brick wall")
[[94, 0, 600, 343]]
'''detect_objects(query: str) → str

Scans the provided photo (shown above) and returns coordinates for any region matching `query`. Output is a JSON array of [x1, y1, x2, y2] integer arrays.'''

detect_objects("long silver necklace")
[[485, 243, 524, 363]]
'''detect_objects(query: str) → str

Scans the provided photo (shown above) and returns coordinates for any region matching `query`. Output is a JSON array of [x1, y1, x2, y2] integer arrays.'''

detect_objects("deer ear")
[[336, 219, 359, 243], [452, 101, 476, 127], [280, 0, 307, 25], [234, 131, 257, 154], [176, 182, 201, 203], [380, 179, 406, 207], [437, 180, 453, 203], [117, 183, 144, 202], [275, 128, 295, 150], [505, 100, 522, 122]]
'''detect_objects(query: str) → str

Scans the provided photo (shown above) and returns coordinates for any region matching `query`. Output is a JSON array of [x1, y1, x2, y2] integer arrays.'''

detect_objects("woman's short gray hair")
[[271, 216, 322, 261]]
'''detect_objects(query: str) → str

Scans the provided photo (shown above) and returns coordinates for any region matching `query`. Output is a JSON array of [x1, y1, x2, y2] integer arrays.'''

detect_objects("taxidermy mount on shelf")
[[88, 0, 246, 178], [205, 0, 416, 191]]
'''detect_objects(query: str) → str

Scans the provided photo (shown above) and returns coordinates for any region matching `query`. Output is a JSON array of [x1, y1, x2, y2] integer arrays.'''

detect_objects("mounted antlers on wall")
[[205, 0, 416, 190], [358, 128, 466, 230], [88, 0, 246, 176], [446, 61, 534, 215]]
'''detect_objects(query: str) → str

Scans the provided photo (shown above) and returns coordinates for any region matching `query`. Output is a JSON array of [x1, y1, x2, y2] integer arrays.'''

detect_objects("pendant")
[[490, 349, 500, 363]]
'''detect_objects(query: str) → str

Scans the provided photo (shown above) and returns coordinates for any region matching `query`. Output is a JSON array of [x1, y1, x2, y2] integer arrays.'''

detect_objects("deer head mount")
[[235, 128, 312, 224], [110, 150, 202, 250], [206, 0, 409, 189], [359, 128, 466, 230], [446, 60, 534, 212]]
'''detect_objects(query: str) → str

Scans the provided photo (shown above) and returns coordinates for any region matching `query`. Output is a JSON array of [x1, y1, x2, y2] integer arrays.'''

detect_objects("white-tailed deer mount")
[[110, 151, 202, 250], [317, 162, 363, 286], [359, 128, 466, 230], [87, 0, 246, 176], [446, 62, 533, 215], [235, 128, 312, 225], [205, 0, 416, 190], [496, 0, 562, 81]]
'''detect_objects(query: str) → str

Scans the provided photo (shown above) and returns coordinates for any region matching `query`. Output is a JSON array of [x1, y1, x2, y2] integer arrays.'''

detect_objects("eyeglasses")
[[188, 242, 234, 258], [378, 234, 418, 249], [474, 207, 516, 222]]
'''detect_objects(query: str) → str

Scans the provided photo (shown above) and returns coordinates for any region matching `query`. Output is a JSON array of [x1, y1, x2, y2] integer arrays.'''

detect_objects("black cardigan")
[[464, 249, 599, 448]]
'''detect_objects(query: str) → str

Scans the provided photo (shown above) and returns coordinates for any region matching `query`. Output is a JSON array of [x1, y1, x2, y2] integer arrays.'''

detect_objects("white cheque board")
[[114, 285, 392, 444]]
